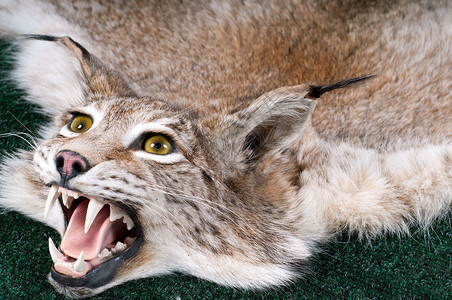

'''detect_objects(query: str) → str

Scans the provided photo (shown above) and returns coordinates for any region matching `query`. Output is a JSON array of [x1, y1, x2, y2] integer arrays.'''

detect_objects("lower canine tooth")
[[48, 237, 63, 263], [74, 251, 85, 273]]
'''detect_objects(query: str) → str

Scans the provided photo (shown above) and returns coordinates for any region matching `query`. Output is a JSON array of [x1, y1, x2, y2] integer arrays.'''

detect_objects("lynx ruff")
[[0, 0, 451, 298]]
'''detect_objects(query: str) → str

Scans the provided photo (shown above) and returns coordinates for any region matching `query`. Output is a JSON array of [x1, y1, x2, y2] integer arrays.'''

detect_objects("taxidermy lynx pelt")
[[0, 0, 451, 297]]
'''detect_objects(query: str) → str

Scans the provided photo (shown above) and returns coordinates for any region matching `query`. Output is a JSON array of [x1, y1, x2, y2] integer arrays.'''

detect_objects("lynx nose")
[[55, 150, 90, 183]]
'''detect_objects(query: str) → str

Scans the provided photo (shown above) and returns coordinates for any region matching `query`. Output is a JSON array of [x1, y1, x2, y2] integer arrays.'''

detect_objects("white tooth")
[[124, 237, 135, 246], [62, 191, 69, 207], [74, 251, 85, 273], [109, 206, 123, 222], [48, 237, 63, 263], [98, 248, 112, 260], [110, 205, 134, 229], [60, 188, 75, 208], [123, 215, 134, 230], [66, 196, 74, 209], [45, 185, 60, 219], [111, 242, 126, 255], [68, 190, 80, 199], [84, 199, 105, 234]]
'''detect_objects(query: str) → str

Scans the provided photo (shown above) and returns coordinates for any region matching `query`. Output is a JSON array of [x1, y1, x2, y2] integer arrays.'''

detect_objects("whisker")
[[157, 185, 292, 228], [149, 185, 238, 218], [98, 189, 168, 221], [144, 185, 254, 234], [7, 112, 39, 139], [0, 132, 38, 149]]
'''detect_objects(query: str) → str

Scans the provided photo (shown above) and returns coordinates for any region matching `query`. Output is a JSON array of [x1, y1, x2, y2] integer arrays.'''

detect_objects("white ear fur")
[[0, 0, 93, 116], [12, 40, 88, 116]]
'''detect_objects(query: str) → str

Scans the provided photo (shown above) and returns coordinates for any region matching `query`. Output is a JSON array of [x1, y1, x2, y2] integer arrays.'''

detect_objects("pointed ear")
[[57, 36, 135, 98], [26, 35, 135, 99], [226, 85, 316, 164]]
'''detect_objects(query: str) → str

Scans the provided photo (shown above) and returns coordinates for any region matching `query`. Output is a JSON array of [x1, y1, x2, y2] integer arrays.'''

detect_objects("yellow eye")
[[143, 135, 172, 155], [69, 115, 93, 133]]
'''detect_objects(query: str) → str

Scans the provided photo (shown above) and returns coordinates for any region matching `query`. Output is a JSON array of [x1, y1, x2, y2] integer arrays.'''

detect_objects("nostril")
[[55, 156, 64, 169], [73, 161, 83, 173]]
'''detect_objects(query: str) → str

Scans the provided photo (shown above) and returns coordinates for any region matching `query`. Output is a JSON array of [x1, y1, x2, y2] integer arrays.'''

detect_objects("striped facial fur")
[[0, 1, 451, 298], [31, 93, 317, 296]]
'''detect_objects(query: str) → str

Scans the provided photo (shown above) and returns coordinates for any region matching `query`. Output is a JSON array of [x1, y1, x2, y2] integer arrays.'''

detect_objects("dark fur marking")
[[242, 124, 273, 164], [165, 193, 183, 204], [201, 169, 214, 186], [181, 210, 193, 222], [66, 37, 91, 58], [23, 35, 91, 57], [23, 34, 59, 41], [186, 198, 201, 212], [308, 75, 374, 98]]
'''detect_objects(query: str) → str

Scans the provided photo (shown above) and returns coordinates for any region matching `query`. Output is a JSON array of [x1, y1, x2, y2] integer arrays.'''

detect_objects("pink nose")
[[55, 150, 89, 181]]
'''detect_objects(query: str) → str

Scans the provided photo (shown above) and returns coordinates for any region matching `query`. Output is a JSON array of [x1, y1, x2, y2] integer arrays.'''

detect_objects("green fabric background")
[[0, 40, 450, 299]]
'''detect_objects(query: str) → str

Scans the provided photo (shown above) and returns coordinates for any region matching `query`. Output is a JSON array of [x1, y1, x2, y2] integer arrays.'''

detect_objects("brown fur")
[[43, 0, 452, 148], [0, 0, 451, 298]]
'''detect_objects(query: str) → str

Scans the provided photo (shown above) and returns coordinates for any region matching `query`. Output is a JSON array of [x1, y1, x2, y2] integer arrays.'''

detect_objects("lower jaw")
[[50, 223, 143, 289]]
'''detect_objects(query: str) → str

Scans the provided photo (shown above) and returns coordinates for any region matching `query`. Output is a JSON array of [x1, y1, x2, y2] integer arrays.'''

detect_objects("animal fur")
[[0, 0, 451, 298]]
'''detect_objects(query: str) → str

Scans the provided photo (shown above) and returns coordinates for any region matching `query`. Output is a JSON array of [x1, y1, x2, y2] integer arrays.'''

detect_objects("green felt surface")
[[0, 40, 450, 299]]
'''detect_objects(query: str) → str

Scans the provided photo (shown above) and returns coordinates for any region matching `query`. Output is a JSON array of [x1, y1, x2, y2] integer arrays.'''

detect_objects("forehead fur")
[[93, 96, 191, 119]]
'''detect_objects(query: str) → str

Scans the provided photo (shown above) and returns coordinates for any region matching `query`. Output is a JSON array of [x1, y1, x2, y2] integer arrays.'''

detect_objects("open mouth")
[[45, 185, 142, 287]]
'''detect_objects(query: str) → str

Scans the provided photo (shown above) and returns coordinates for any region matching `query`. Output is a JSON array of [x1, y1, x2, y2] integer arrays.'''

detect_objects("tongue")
[[60, 199, 128, 260]]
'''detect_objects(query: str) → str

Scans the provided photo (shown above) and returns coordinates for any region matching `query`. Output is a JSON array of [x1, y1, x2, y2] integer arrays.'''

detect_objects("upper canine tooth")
[[48, 237, 63, 263], [73, 251, 85, 273], [84, 199, 105, 234], [45, 185, 60, 218]]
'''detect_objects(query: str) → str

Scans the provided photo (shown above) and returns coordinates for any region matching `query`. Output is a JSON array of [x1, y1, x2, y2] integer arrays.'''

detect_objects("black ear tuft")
[[308, 75, 374, 98], [23, 34, 91, 58], [22, 34, 59, 42]]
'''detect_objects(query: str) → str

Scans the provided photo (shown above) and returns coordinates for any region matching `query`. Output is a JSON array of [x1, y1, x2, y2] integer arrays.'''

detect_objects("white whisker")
[[143, 185, 255, 235], [0, 132, 38, 149], [7, 112, 39, 139]]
